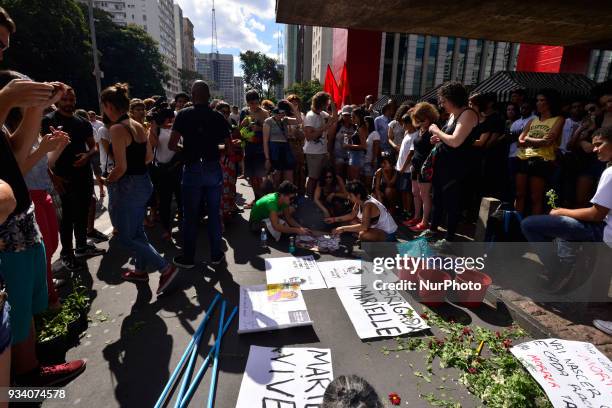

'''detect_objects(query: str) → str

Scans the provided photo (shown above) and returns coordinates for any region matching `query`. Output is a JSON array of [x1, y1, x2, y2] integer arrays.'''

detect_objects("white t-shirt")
[[388, 120, 405, 147], [364, 131, 381, 163], [229, 113, 240, 125], [591, 165, 612, 247], [91, 120, 104, 134], [154, 128, 176, 164], [95, 127, 113, 173], [560, 118, 580, 153], [396, 130, 417, 173], [303, 110, 330, 155]]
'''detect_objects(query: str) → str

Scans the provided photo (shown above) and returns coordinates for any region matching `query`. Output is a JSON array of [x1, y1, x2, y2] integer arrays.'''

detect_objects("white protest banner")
[[336, 285, 429, 340], [511, 339, 612, 408], [235, 346, 334, 408], [265, 256, 327, 290], [238, 284, 313, 334], [317, 259, 398, 289]]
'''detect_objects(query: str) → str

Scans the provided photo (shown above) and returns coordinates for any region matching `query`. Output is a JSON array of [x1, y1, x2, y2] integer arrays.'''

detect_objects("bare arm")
[[313, 184, 329, 216], [551, 204, 609, 223], [431, 110, 479, 148], [337, 203, 376, 233], [388, 126, 399, 151], [524, 118, 563, 147], [0, 179, 16, 225], [168, 130, 182, 152], [106, 126, 128, 182], [263, 122, 271, 161]]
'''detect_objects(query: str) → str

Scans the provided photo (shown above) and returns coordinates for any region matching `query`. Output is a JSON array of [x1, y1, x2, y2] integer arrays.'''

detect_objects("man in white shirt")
[[229, 105, 240, 126], [303, 91, 337, 197], [88, 110, 104, 133], [521, 126, 612, 293]]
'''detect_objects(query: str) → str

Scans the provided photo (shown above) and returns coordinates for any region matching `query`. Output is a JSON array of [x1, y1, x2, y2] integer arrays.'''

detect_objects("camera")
[[147, 97, 175, 126]]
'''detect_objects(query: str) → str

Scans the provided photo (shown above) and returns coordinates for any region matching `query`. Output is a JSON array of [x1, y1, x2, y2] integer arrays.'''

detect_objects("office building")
[[182, 18, 196, 72], [196, 52, 235, 104], [173, 4, 184, 70], [84, 0, 180, 97], [311, 26, 333, 83], [233, 76, 245, 107], [284, 24, 312, 89]]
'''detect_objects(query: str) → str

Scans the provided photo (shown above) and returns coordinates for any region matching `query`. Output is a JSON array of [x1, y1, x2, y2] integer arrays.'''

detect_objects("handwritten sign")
[[511, 339, 612, 408], [317, 259, 398, 289], [265, 256, 328, 290], [335, 285, 429, 340], [235, 346, 334, 408]]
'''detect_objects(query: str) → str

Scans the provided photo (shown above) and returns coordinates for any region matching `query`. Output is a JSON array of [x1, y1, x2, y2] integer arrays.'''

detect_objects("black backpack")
[[485, 204, 526, 242]]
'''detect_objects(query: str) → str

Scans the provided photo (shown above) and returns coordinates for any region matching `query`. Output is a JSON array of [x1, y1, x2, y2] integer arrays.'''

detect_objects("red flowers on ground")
[[468, 367, 478, 374], [503, 339, 512, 349], [420, 312, 429, 320], [462, 327, 472, 336], [388, 392, 401, 405]]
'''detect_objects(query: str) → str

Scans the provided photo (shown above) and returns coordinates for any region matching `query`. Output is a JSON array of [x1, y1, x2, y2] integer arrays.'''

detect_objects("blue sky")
[[175, 0, 283, 76]]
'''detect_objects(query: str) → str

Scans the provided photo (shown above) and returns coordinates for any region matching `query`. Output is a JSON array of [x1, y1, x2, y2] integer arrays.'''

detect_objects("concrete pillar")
[[436, 37, 448, 86], [390, 33, 400, 94], [403, 34, 418, 95], [377, 32, 386, 97], [451, 37, 461, 80], [420, 35, 432, 96], [475, 197, 501, 242]]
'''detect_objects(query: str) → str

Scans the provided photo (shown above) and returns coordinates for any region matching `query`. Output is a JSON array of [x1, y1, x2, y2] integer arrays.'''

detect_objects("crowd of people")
[[1, 5, 611, 399]]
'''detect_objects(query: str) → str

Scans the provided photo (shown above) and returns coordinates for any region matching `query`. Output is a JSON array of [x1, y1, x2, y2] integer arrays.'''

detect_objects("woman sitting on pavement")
[[314, 166, 349, 218], [248, 181, 312, 241], [521, 126, 612, 293], [328, 180, 398, 242], [372, 152, 398, 213]]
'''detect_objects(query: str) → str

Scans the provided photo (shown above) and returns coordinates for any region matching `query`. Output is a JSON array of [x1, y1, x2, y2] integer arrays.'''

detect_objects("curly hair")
[[411, 102, 440, 125], [438, 81, 469, 108]]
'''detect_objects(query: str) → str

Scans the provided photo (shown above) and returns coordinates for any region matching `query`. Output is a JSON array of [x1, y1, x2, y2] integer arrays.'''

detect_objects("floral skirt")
[[221, 157, 237, 220]]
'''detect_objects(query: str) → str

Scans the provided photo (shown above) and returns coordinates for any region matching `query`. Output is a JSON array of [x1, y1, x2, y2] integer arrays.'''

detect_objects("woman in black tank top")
[[425, 82, 480, 242], [101, 83, 177, 295]]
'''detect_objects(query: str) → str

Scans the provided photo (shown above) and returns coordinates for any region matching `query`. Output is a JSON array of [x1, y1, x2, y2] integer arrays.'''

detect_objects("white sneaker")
[[593, 319, 612, 335]]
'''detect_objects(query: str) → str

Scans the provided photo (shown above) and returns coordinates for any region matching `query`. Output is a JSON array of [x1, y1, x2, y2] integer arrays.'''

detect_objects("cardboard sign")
[[265, 256, 327, 290], [238, 284, 313, 334], [335, 285, 429, 340], [511, 339, 612, 408], [235, 346, 334, 408]]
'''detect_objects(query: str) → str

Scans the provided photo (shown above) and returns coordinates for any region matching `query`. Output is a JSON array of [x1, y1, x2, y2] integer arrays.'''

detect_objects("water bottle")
[[260, 227, 268, 249], [289, 236, 296, 254]]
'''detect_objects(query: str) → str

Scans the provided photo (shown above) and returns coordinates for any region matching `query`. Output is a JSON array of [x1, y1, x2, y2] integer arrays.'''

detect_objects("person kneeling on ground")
[[249, 180, 312, 241], [328, 180, 398, 242], [521, 126, 612, 293]]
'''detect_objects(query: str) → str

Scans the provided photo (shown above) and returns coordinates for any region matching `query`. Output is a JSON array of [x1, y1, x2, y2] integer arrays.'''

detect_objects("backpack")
[[485, 204, 526, 242]]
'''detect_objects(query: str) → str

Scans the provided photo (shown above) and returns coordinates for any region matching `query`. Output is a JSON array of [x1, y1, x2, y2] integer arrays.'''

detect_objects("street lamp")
[[87, 0, 103, 114]]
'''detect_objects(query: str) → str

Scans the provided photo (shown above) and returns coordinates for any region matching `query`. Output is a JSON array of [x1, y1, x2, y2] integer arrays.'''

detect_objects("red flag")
[[323, 65, 340, 107], [338, 62, 351, 106]]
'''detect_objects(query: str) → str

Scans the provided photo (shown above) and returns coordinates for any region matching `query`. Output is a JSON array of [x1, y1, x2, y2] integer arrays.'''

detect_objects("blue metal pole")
[[154, 293, 221, 408], [206, 301, 226, 408], [177, 306, 238, 408]]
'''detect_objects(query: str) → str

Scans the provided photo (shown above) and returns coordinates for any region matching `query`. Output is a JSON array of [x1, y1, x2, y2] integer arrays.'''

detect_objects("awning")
[[470, 71, 596, 102], [373, 95, 419, 112]]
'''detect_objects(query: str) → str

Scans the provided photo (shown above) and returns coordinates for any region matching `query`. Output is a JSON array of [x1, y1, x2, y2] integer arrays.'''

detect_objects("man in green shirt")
[[249, 181, 312, 240]]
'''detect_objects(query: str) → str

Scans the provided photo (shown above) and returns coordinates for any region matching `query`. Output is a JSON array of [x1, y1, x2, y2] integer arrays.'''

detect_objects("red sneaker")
[[36, 360, 86, 386], [410, 222, 429, 232], [157, 265, 179, 295], [122, 269, 148, 282], [402, 218, 420, 227]]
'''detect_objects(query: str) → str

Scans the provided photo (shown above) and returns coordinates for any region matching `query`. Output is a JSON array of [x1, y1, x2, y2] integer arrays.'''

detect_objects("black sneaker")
[[75, 244, 106, 258], [173, 255, 195, 269], [87, 228, 109, 243], [61, 255, 82, 271]]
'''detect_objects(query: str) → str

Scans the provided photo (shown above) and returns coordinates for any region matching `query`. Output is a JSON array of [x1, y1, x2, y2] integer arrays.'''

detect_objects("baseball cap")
[[341, 106, 353, 116]]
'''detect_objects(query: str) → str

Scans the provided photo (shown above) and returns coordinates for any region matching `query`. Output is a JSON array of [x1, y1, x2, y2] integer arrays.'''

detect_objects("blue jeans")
[[181, 161, 223, 262], [111, 174, 168, 272], [521, 215, 604, 273]]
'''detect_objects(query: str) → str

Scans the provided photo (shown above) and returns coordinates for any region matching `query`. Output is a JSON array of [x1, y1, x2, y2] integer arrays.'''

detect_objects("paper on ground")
[[317, 259, 398, 288], [336, 285, 429, 340], [511, 338, 612, 408], [235, 345, 333, 408], [265, 255, 327, 290], [238, 284, 313, 334]]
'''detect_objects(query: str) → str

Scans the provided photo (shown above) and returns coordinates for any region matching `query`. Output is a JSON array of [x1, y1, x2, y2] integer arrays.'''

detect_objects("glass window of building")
[[412, 35, 425, 96], [425, 36, 439, 91], [443, 37, 456, 82], [382, 34, 395, 95], [457, 38, 468, 82], [471, 40, 484, 85], [395, 34, 408, 94], [484, 42, 495, 79]]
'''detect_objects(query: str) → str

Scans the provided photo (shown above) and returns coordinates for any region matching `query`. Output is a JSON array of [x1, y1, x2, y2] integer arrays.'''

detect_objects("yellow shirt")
[[517, 116, 562, 161]]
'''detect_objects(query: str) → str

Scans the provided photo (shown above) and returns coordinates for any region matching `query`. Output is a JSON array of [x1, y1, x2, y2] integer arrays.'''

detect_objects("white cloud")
[[248, 18, 266, 32], [175, 0, 275, 55], [272, 31, 282, 39]]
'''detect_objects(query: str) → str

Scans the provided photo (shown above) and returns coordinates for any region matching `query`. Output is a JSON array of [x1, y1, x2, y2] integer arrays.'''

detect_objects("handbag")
[[420, 142, 441, 183]]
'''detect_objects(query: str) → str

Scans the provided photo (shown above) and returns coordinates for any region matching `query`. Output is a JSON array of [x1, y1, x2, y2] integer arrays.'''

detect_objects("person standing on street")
[[42, 87, 105, 271], [170, 81, 231, 268]]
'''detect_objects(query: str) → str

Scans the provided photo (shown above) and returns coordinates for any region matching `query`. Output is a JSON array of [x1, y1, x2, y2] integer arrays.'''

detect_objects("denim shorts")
[[348, 151, 364, 167], [397, 172, 412, 192], [269, 142, 296, 171], [0, 300, 10, 354]]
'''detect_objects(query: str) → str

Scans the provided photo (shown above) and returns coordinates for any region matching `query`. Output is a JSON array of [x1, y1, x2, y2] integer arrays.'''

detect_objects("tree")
[[178, 68, 202, 93], [1, 0, 96, 107], [240, 50, 282, 99], [285, 80, 323, 112], [80, 4, 168, 100]]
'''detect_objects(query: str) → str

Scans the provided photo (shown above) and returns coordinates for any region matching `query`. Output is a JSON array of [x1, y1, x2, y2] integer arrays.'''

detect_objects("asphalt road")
[[42, 179, 520, 408]]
